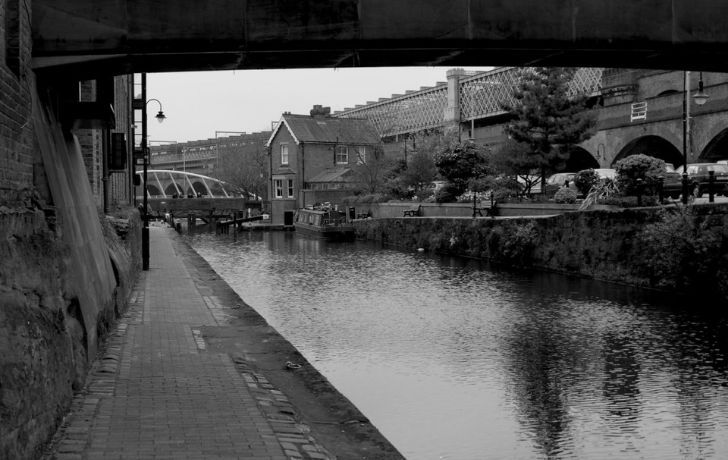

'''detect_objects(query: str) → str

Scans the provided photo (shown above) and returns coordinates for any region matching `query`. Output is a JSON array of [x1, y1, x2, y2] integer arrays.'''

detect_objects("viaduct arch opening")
[[700, 129, 728, 162], [613, 135, 682, 168], [565, 147, 599, 171]]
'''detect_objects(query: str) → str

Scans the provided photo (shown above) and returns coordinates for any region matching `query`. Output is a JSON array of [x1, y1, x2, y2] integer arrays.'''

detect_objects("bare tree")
[[350, 146, 393, 194], [215, 144, 268, 200]]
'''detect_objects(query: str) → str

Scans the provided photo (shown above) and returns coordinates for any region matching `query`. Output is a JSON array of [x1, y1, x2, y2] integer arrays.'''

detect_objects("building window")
[[287, 179, 294, 198], [336, 146, 348, 164], [280, 144, 289, 165], [356, 146, 367, 165], [274, 179, 283, 198]]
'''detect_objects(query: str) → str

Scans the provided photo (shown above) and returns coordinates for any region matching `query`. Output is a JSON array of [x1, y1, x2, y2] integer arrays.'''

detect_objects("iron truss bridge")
[[333, 67, 603, 137], [136, 170, 256, 199]]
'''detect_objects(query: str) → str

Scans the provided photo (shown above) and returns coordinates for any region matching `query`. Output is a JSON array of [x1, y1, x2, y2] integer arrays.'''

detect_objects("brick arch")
[[612, 135, 682, 168], [565, 146, 599, 171], [699, 128, 728, 162]]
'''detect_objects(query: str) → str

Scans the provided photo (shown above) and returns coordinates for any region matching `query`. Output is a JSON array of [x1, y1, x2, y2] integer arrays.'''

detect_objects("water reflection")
[[188, 231, 728, 459]]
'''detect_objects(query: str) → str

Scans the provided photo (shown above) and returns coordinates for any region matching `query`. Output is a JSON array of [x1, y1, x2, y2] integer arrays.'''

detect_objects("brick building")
[[76, 77, 135, 209], [266, 106, 381, 225]]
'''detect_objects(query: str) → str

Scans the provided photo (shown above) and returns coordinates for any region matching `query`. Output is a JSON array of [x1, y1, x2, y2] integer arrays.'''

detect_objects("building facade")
[[149, 131, 271, 199], [266, 106, 381, 225]]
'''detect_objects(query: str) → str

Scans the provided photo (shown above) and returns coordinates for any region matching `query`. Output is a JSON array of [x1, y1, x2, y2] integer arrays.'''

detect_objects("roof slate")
[[282, 114, 380, 145]]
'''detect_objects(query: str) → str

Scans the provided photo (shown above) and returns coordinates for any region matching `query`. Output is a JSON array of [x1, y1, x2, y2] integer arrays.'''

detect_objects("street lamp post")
[[681, 71, 710, 205], [140, 73, 166, 271]]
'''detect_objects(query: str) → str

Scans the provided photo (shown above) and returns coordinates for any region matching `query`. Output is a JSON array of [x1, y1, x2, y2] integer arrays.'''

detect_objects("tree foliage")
[[401, 150, 437, 200], [503, 67, 597, 183], [638, 207, 726, 295], [350, 146, 392, 194], [490, 140, 542, 196], [614, 154, 666, 196], [215, 144, 268, 200], [433, 140, 490, 195], [573, 169, 600, 196]]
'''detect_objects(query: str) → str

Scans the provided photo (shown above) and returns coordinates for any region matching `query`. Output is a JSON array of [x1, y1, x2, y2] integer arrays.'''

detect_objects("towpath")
[[46, 225, 401, 460]]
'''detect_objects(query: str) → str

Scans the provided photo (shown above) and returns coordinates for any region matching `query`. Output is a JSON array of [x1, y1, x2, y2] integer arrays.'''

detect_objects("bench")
[[403, 204, 422, 217]]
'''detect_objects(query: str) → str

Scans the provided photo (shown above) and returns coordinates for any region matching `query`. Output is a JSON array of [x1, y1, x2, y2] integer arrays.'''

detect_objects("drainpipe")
[[268, 145, 273, 214], [102, 127, 109, 214], [301, 142, 305, 208]]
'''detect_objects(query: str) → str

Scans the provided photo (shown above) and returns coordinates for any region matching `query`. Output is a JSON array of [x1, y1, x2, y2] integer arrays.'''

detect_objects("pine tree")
[[503, 67, 597, 187]]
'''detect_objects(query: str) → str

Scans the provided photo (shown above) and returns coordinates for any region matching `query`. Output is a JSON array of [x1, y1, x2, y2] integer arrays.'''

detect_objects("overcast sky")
[[145, 66, 492, 144]]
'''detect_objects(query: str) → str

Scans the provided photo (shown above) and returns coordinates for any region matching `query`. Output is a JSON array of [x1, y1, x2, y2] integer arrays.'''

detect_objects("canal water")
[[187, 230, 728, 459]]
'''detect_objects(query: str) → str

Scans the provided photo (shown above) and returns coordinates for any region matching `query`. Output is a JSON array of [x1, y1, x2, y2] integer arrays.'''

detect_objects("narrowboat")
[[294, 207, 355, 240]]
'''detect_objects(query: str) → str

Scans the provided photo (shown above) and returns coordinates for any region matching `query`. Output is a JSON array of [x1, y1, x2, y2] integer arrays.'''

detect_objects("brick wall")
[[0, 0, 34, 203], [110, 75, 133, 206]]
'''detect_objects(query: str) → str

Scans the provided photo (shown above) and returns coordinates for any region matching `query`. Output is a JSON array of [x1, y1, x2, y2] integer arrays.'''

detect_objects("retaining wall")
[[352, 204, 728, 297], [0, 205, 141, 459], [346, 201, 603, 218]]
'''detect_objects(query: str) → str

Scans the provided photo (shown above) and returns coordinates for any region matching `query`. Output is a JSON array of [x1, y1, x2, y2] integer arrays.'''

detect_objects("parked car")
[[684, 163, 728, 197], [594, 168, 617, 181], [658, 165, 684, 199], [544, 172, 576, 195], [546, 172, 577, 187]]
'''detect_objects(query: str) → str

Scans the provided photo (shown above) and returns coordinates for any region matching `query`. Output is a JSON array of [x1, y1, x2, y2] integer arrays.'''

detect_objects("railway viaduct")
[[332, 67, 728, 169], [5, 1, 728, 458]]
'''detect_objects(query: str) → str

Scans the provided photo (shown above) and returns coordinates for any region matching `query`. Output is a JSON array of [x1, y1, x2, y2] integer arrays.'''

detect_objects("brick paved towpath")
[[46, 226, 402, 460]]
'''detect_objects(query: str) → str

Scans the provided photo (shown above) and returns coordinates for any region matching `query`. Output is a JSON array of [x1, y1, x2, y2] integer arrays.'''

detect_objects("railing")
[[334, 84, 448, 137]]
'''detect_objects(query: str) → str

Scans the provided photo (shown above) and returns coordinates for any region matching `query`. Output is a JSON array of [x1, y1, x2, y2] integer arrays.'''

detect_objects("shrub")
[[615, 154, 666, 196], [554, 187, 578, 203], [638, 207, 726, 296], [579, 178, 620, 210], [434, 183, 462, 203], [500, 222, 538, 267], [574, 169, 600, 196], [598, 195, 660, 208]]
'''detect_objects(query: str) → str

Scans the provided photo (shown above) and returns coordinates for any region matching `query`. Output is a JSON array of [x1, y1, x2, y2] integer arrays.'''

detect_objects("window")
[[630, 101, 647, 122], [336, 146, 348, 164], [274, 179, 283, 198], [280, 144, 289, 165], [356, 146, 367, 165], [287, 179, 294, 198]]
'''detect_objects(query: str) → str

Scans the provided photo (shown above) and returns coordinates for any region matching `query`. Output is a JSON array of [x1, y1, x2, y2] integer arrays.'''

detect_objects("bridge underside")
[[33, 0, 728, 76]]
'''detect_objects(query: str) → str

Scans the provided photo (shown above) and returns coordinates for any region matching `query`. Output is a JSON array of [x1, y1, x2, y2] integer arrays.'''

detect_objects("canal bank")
[[353, 203, 728, 302], [46, 225, 402, 459]]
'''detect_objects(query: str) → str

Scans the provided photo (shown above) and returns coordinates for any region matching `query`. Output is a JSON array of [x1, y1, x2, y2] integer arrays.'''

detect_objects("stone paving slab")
[[44, 226, 332, 460]]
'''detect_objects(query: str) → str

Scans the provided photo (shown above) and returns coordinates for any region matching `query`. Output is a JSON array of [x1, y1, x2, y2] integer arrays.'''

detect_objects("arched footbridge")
[[136, 170, 262, 219]]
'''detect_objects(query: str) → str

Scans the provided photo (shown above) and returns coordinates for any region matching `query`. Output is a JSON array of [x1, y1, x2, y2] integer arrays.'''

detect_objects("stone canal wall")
[[0, 205, 141, 459], [348, 201, 587, 218], [353, 204, 728, 300]]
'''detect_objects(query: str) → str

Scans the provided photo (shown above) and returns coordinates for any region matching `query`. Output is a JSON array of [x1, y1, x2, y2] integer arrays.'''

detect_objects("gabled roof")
[[308, 168, 355, 183], [266, 113, 380, 147]]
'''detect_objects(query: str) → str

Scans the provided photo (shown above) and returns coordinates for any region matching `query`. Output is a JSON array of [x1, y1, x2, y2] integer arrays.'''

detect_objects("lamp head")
[[155, 111, 167, 123], [693, 91, 709, 106], [693, 79, 709, 106]]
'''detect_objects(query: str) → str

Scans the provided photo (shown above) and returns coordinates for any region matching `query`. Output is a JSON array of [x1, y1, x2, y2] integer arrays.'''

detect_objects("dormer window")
[[336, 146, 349, 165]]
